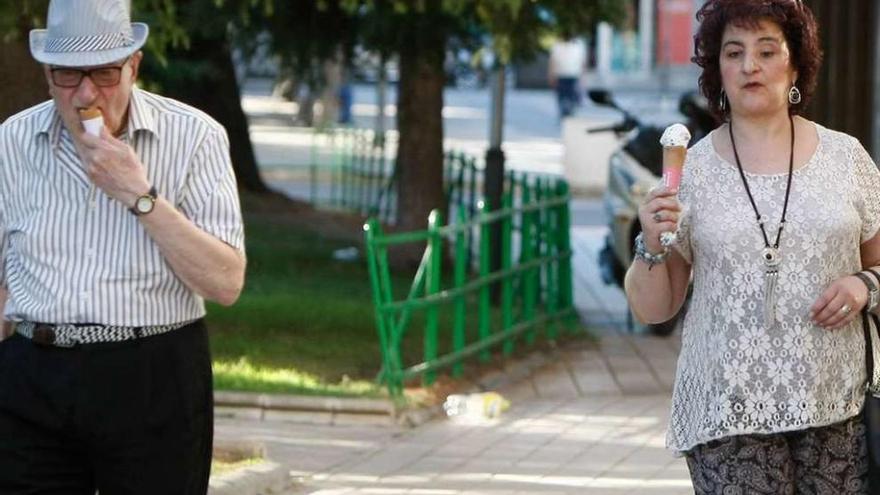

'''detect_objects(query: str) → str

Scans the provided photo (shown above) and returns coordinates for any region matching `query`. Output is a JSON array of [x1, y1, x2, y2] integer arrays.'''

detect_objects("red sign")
[[656, 0, 695, 66]]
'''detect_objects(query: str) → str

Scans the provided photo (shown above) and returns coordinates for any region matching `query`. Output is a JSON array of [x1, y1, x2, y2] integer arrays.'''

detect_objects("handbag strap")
[[865, 307, 875, 380], [863, 268, 880, 381]]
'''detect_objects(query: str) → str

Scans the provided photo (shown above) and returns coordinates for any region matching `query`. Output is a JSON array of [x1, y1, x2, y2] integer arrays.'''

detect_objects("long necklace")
[[728, 115, 795, 328]]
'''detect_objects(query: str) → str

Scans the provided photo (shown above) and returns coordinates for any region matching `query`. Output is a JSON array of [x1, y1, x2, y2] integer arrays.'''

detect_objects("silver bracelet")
[[634, 232, 669, 270], [861, 268, 880, 312]]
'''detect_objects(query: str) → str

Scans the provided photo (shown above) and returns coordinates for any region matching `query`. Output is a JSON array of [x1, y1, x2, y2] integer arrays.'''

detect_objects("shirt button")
[[80, 291, 90, 299], [86, 249, 95, 257]]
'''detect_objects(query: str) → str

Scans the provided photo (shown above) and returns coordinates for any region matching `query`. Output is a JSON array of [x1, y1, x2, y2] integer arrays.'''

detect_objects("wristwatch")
[[855, 271, 879, 312], [130, 186, 157, 216]]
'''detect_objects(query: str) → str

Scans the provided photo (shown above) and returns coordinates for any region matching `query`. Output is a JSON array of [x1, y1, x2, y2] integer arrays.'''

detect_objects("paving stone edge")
[[214, 346, 556, 428], [208, 460, 292, 495]]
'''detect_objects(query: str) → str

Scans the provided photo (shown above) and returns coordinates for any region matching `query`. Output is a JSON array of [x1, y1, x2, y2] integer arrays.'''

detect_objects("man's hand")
[[76, 127, 151, 208], [0, 322, 11, 341]]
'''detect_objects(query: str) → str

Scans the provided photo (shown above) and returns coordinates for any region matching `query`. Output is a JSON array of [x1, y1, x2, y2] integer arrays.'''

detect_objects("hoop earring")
[[788, 85, 802, 105], [719, 89, 728, 113]]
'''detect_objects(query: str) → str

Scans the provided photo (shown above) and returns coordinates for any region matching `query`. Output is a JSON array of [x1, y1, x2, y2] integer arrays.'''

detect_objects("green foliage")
[[208, 0, 628, 85], [0, 0, 48, 42], [1, 0, 628, 86]]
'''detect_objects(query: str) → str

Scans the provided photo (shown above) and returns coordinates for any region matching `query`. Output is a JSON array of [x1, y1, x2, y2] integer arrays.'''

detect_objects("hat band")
[[44, 31, 134, 54]]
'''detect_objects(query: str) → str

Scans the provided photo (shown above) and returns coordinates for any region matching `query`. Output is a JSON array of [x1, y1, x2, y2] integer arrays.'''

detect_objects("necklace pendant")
[[762, 247, 781, 268], [761, 247, 781, 328]]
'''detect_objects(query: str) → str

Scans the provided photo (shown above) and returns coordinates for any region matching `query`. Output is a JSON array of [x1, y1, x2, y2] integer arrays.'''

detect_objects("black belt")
[[14, 320, 193, 348]]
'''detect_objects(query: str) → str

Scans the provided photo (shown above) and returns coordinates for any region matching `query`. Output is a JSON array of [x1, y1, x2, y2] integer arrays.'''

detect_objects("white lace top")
[[667, 123, 880, 453]]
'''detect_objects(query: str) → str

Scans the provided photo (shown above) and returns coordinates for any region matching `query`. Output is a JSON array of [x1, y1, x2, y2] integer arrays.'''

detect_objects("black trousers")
[[0, 320, 213, 495]]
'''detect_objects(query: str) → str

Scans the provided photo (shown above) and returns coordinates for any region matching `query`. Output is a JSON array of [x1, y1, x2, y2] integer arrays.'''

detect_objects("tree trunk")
[[395, 32, 446, 234], [0, 40, 49, 122], [151, 38, 268, 193]]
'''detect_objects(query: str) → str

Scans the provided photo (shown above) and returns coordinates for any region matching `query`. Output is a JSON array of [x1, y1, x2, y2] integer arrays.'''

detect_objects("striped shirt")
[[0, 87, 244, 326]]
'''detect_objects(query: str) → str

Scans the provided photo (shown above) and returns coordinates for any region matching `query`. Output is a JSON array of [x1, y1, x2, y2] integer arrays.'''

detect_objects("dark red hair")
[[692, 0, 822, 118]]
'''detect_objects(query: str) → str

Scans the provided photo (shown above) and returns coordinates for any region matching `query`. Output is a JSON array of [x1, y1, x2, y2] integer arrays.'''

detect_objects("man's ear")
[[43, 65, 55, 96], [129, 51, 143, 81]]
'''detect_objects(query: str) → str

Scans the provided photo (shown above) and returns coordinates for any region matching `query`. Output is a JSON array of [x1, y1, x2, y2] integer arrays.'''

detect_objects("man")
[[0, 0, 245, 493], [548, 33, 587, 120]]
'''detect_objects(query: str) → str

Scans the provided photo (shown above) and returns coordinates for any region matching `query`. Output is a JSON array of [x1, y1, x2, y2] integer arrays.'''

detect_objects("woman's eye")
[[761, 51, 775, 58], [726, 51, 741, 59]]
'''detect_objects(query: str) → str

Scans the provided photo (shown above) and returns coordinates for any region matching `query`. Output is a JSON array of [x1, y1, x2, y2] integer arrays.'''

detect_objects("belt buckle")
[[31, 324, 56, 346], [32, 323, 76, 348]]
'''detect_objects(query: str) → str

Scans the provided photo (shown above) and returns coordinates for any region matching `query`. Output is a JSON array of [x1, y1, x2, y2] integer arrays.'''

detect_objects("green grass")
[[207, 211, 389, 397]]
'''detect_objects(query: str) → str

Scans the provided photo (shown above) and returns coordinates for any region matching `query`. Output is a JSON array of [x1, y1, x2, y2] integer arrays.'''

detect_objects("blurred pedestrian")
[[548, 32, 586, 119], [338, 68, 353, 125], [0, 0, 245, 492], [626, 1, 876, 493]]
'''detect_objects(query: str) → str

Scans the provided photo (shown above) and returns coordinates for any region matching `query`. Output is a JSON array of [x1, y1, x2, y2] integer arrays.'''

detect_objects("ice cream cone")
[[658, 124, 692, 247], [662, 146, 687, 190], [79, 107, 103, 137]]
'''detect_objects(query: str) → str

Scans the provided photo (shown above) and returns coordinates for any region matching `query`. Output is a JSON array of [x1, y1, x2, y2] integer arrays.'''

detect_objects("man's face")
[[44, 51, 142, 138]]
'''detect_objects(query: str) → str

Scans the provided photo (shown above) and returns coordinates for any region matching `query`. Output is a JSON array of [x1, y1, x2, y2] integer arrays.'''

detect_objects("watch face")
[[136, 195, 154, 214]]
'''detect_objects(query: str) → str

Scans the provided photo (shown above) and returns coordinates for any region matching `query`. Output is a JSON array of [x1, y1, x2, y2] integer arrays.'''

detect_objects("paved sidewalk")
[[215, 183, 693, 494], [215, 329, 690, 494]]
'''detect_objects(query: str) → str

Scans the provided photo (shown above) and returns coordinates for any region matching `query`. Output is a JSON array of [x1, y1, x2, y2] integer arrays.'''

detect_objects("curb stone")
[[213, 347, 557, 428]]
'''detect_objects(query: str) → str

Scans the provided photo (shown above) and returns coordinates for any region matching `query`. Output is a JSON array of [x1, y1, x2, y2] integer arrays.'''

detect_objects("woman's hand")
[[810, 275, 868, 329], [637, 185, 682, 253]]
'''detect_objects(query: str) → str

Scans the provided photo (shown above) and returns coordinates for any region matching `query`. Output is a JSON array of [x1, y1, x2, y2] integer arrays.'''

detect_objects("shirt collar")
[[128, 87, 158, 139]]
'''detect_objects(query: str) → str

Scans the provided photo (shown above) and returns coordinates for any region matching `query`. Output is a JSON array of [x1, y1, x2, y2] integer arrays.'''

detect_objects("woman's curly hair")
[[692, 0, 822, 118]]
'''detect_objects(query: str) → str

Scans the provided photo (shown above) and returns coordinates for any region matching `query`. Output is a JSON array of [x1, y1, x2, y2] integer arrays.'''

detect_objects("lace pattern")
[[667, 124, 880, 452]]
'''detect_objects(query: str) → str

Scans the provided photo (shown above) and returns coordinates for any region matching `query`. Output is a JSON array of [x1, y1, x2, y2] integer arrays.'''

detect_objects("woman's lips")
[[743, 82, 764, 89]]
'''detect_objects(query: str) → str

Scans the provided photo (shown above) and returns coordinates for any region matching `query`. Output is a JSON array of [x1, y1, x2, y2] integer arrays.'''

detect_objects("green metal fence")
[[364, 175, 577, 397]]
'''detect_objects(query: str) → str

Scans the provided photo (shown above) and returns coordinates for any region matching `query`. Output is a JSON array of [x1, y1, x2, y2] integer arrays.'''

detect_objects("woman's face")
[[719, 19, 798, 118]]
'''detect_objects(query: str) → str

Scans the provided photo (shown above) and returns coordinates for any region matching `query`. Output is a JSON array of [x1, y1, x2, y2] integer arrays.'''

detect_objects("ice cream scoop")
[[78, 107, 103, 137], [659, 123, 691, 148]]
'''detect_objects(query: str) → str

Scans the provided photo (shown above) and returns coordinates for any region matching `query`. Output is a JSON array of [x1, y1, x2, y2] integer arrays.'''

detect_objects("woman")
[[625, 1, 880, 493]]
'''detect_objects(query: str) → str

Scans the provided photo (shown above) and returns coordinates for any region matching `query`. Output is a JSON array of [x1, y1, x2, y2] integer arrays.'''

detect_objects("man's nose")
[[74, 75, 99, 103]]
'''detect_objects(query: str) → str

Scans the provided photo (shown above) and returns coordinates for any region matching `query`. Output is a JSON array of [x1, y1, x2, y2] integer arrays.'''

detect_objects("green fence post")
[[424, 209, 443, 386], [478, 201, 491, 362], [501, 191, 514, 356], [452, 206, 467, 378], [364, 219, 403, 396], [557, 180, 575, 330], [534, 177, 546, 307], [545, 179, 559, 340], [521, 186, 537, 345]]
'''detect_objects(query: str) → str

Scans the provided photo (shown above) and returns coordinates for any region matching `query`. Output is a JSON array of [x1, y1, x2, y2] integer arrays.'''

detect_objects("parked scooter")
[[589, 89, 718, 336]]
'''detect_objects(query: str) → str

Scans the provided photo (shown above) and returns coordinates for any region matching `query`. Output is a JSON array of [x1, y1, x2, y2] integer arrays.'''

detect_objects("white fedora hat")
[[30, 0, 149, 67]]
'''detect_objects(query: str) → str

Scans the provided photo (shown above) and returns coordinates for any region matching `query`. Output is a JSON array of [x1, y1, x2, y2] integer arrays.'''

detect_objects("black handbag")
[[861, 308, 880, 487]]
